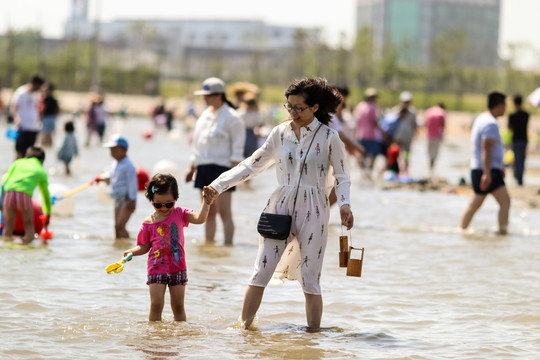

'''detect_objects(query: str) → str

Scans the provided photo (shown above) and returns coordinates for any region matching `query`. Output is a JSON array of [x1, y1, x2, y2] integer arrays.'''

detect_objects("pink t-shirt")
[[354, 101, 379, 140], [137, 207, 191, 275], [425, 106, 446, 139]]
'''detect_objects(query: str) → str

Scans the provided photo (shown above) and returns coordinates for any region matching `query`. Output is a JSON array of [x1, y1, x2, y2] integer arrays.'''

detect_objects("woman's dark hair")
[[64, 121, 75, 133], [216, 93, 237, 110], [25, 146, 46, 162], [284, 77, 342, 125], [145, 173, 179, 201]]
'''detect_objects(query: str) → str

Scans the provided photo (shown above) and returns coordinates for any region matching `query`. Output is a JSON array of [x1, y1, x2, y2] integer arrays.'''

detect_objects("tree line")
[[0, 27, 538, 112]]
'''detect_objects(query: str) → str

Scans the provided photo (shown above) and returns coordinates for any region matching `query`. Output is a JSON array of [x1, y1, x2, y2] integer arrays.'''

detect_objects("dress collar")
[[284, 118, 322, 143]]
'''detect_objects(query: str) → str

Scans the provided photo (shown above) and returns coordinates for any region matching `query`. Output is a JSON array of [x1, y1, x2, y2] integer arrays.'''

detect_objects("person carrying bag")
[[203, 77, 354, 332]]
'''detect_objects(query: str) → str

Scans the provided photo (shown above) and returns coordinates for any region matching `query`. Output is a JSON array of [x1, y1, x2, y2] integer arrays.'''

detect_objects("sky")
[[1, 0, 539, 69]]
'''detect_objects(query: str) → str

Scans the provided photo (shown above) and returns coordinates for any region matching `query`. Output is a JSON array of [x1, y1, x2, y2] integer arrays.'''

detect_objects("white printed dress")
[[209, 118, 351, 295]]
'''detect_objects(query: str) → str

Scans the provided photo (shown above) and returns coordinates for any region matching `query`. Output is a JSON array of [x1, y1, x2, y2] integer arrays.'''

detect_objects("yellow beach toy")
[[105, 253, 133, 274]]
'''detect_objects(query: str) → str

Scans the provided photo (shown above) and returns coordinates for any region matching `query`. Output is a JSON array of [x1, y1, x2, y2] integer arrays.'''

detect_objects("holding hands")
[[203, 186, 219, 204]]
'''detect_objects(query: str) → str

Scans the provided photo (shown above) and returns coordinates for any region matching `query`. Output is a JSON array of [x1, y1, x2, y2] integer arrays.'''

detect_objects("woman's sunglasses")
[[152, 201, 175, 209]]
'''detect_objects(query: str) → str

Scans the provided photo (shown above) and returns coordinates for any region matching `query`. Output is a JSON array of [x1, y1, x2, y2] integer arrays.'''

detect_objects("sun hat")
[[364, 88, 378, 98], [194, 77, 226, 95], [103, 134, 129, 149], [400, 91, 413, 102]]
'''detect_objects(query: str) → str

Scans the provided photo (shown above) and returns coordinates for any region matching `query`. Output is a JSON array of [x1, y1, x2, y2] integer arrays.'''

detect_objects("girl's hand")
[[123, 250, 133, 259], [340, 204, 354, 230]]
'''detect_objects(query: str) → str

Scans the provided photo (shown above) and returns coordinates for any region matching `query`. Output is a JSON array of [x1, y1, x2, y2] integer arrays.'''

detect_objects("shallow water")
[[1, 116, 539, 359]]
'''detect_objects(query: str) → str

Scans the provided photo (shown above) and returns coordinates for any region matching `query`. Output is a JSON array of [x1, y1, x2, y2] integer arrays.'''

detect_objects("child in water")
[[1, 146, 52, 243], [57, 120, 79, 175], [122, 173, 213, 321]]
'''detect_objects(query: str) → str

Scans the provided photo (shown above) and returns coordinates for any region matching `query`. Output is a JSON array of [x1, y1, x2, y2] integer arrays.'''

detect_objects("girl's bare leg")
[[169, 285, 186, 321], [148, 283, 166, 321]]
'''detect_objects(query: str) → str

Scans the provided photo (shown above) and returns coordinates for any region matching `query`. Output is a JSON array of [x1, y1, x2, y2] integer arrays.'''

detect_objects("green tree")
[[352, 27, 376, 89]]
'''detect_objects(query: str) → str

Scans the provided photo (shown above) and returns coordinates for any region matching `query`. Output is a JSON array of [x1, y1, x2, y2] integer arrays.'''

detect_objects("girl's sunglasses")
[[152, 201, 175, 209]]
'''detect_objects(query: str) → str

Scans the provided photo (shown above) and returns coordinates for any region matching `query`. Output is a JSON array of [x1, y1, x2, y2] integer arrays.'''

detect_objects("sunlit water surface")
[[1, 116, 539, 359]]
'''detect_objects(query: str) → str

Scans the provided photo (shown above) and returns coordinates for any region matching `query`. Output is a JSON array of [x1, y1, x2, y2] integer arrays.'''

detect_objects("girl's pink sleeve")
[[136, 223, 150, 246], [180, 207, 192, 228]]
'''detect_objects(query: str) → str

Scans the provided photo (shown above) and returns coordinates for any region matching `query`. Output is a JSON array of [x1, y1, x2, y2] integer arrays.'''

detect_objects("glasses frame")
[[152, 201, 176, 209], [283, 103, 310, 114]]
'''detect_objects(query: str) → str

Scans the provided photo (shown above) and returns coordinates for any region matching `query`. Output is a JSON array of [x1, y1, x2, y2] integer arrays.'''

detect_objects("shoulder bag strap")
[[290, 124, 322, 215]]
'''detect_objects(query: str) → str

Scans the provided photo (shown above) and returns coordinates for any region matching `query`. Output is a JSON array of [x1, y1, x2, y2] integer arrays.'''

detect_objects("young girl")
[[57, 120, 79, 175], [123, 173, 212, 321]]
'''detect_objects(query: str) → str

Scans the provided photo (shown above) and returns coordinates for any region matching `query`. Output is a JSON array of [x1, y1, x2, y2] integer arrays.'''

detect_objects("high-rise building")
[[356, 0, 501, 68]]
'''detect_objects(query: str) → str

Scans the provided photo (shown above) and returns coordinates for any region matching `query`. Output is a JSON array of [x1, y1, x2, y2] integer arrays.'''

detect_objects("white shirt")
[[12, 85, 40, 131], [238, 108, 263, 129], [470, 112, 504, 170], [190, 104, 245, 167], [328, 114, 344, 132]]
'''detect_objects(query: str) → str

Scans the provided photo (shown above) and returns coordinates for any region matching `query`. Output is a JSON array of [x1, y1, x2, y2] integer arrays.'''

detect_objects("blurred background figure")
[[392, 91, 418, 175], [237, 91, 263, 159], [328, 86, 364, 206], [229, 81, 260, 109], [10, 75, 45, 159], [424, 103, 446, 176], [329, 87, 364, 159], [185, 77, 245, 246], [354, 88, 381, 179], [85, 93, 107, 147], [39, 82, 60, 148], [151, 100, 174, 132], [57, 120, 79, 176], [508, 94, 529, 186]]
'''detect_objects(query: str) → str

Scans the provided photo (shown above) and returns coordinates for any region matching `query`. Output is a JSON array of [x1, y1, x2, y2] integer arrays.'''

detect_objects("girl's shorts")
[[3, 191, 33, 210], [147, 271, 188, 286]]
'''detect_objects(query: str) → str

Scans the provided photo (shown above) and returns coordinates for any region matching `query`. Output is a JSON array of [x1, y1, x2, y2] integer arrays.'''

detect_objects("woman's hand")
[[203, 186, 219, 204], [340, 204, 354, 230]]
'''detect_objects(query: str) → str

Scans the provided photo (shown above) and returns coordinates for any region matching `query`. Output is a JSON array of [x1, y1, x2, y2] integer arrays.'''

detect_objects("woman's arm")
[[209, 126, 279, 194]]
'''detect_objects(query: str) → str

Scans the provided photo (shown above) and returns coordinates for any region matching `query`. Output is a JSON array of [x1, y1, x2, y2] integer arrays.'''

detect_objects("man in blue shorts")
[[461, 91, 510, 234]]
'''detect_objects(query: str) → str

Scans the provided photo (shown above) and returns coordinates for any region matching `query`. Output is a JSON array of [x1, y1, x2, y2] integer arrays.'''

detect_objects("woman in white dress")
[[204, 78, 354, 331]]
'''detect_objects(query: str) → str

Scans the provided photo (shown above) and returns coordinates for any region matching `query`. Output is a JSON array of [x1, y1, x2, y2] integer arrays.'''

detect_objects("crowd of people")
[[0, 73, 535, 331]]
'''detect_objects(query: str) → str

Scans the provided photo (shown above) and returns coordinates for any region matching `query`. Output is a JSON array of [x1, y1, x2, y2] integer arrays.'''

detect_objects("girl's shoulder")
[[142, 215, 155, 224], [142, 207, 189, 225]]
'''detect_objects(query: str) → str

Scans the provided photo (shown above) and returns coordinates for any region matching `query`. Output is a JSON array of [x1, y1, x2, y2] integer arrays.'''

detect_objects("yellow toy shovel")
[[105, 253, 133, 274]]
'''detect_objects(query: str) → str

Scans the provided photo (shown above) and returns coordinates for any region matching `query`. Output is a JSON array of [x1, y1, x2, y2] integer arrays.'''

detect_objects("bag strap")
[[290, 123, 323, 215]]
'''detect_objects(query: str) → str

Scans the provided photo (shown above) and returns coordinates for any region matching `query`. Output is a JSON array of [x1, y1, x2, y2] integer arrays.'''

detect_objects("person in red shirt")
[[424, 103, 446, 174]]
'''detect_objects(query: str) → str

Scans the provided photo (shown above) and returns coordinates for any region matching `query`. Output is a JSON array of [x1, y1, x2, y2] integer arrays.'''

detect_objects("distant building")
[[64, 0, 321, 80], [355, 0, 501, 67]]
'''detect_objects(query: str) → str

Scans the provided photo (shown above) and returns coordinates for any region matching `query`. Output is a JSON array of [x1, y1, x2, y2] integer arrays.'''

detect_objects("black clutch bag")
[[257, 212, 292, 240]]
